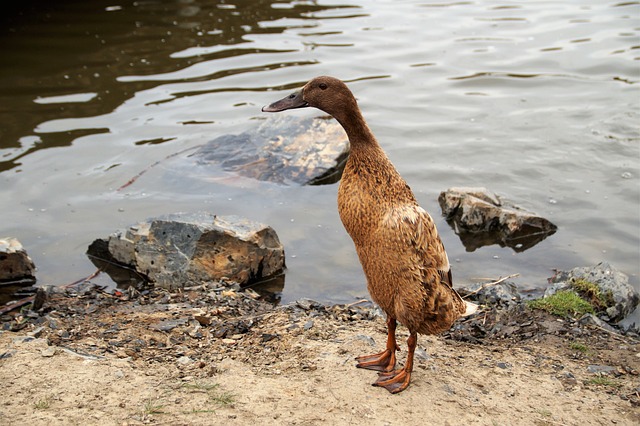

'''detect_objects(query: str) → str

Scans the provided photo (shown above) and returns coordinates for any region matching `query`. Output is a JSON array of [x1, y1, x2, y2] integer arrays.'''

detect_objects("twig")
[[462, 273, 520, 299], [347, 299, 370, 308], [591, 323, 639, 343], [0, 296, 34, 315], [0, 269, 103, 315], [61, 269, 102, 289], [117, 145, 202, 191], [534, 417, 567, 426]]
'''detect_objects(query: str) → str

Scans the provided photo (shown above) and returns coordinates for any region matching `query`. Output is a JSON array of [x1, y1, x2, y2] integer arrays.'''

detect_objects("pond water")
[[1, 0, 638, 307]]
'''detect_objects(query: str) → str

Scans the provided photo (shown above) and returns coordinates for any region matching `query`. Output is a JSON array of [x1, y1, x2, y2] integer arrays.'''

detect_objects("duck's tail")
[[462, 301, 479, 317]]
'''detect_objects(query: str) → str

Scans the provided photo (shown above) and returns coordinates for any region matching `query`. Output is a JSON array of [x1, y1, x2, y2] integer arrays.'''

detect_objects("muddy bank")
[[0, 283, 639, 425]]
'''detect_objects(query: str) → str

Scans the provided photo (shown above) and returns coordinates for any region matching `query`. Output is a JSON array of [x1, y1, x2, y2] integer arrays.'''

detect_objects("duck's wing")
[[381, 203, 450, 277], [381, 203, 477, 314]]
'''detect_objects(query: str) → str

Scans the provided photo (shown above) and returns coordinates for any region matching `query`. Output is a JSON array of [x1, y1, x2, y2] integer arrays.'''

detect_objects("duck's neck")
[[332, 106, 380, 152]]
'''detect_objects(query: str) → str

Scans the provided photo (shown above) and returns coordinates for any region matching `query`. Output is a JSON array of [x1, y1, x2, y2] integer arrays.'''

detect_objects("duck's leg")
[[355, 316, 398, 372], [373, 331, 417, 394]]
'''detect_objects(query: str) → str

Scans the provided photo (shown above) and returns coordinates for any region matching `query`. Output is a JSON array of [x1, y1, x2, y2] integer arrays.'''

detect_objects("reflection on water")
[[0, 0, 638, 306]]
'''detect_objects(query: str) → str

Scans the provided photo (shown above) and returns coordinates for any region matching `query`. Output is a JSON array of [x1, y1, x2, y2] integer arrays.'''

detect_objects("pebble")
[[176, 356, 193, 365], [414, 347, 430, 361], [41, 347, 56, 357], [355, 334, 376, 346], [27, 326, 45, 338], [586, 365, 617, 374]]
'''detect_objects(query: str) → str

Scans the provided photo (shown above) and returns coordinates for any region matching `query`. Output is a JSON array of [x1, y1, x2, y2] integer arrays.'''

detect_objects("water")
[[1, 0, 638, 306]]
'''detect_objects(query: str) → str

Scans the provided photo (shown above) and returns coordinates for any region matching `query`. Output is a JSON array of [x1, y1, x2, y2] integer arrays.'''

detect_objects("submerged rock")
[[87, 213, 285, 290], [0, 237, 36, 284], [438, 187, 557, 252], [548, 262, 639, 324], [194, 115, 349, 185]]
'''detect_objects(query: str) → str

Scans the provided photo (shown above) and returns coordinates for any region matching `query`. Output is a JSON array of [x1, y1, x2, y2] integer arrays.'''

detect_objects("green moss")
[[527, 290, 594, 318], [570, 278, 614, 310], [33, 397, 51, 410], [585, 376, 621, 388], [181, 382, 235, 407], [569, 342, 590, 354]]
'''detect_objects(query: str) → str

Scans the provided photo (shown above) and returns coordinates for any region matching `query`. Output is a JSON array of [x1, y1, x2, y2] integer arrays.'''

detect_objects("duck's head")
[[262, 76, 355, 116]]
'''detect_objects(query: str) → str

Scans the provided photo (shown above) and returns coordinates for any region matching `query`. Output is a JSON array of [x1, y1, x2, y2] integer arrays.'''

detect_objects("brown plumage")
[[262, 76, 476, 393]]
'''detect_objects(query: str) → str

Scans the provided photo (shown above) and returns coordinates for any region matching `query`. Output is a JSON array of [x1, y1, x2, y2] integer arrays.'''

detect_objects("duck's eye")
[[319, 83, 328, 90]]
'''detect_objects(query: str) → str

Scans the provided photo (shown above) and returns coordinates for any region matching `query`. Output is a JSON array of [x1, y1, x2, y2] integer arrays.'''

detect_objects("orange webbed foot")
[[355, 348, 396, 372], [373, 368, 411, 394]]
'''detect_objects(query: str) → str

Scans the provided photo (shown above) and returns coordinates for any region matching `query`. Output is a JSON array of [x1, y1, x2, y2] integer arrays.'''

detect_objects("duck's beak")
[[262, 89, 308, 112]]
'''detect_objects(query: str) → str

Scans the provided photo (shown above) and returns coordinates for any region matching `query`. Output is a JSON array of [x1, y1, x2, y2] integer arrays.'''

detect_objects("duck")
[[262, 76, 477, 394]]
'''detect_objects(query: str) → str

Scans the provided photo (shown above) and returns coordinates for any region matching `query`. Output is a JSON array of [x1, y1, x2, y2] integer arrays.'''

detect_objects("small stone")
[[304, 320, 314, 331], [355, 335, 376, 346], [222, 339, 236, 346], [27, 326, 45, 338], [261, 333, 278, 342], [150, 318, 188, 332], [41, 347, 56, 357], [586, 365, 617, 375], [176, 356, 193, 365], [12, 336, 35, 344], [414, 347, 430, 361]]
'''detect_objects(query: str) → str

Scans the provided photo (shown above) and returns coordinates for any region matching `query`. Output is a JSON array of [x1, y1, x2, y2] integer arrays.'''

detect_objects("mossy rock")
[[528, 290, 594, 318]]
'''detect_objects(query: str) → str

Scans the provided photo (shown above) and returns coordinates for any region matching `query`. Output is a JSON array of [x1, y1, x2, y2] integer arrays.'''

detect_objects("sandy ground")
[[0, 286, 638, 426]]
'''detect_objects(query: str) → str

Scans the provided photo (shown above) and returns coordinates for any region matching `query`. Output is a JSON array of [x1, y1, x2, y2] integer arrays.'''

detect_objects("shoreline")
[[0, 284, 638, 425]]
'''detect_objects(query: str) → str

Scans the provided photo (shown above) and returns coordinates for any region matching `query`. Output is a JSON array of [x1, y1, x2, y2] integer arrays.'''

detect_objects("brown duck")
[[262, 76, 477, 394]]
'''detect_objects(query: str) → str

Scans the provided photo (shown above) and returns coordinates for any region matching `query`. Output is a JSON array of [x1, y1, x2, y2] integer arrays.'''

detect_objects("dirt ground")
[[0, 283, 638, 426]]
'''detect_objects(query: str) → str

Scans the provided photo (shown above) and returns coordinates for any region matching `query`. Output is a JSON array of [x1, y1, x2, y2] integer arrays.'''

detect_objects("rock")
[[549, 262, 639, 324], [0, 237, 36, 284], [578, 313, 617, 332], [586, 365, 618, 375], [41, 347, 56, 357], [194, 115, 349, 185], [87, 213, 285, 290], [150, 318, 188, 332], [438, 187, 557, 252], [176, 356, 194, 365], [459, 281, 521, 307]]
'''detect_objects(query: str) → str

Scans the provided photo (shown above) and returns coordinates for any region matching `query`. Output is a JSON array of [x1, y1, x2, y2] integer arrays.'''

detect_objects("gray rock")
[[578, 314, 616, 332], [0, 237, 36, 283], [438, 187, 557, 252], [87, 213, 285, 290], [549, 262, 639, 323], [459, 281, 521, 307], [194, 115, 349, 185], [150, 318, 189, 332], [586, 364, 618, 375]]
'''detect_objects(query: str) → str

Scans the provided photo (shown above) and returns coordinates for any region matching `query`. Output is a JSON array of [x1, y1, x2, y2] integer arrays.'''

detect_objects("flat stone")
[[41, 347, 56, 357], [150, 318, 188, 332], [438, 187, 557, 252], [586, 364, 617, 374]]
